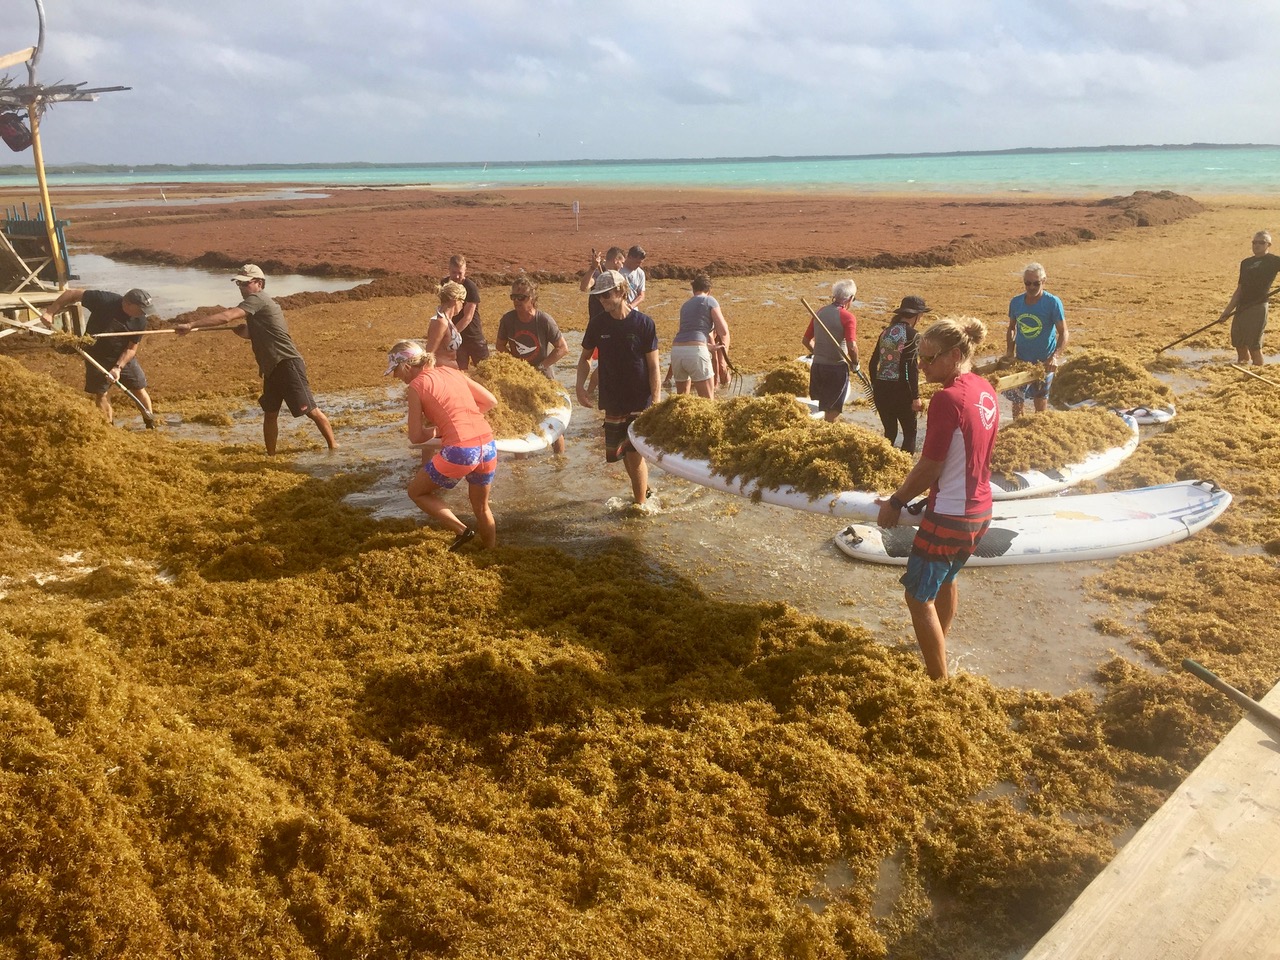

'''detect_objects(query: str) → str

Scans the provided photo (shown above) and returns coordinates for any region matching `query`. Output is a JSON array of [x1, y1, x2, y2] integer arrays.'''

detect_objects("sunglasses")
[[1024, 279, 1043, 288], [918, 348, 947, 364], [510, 294, 530, 301]]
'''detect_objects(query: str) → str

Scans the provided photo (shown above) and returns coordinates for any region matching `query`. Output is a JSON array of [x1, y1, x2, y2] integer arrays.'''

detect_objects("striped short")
[[900, 509, 992, 603], [424, 439, 498, 489], [603, 413, 641, 463]]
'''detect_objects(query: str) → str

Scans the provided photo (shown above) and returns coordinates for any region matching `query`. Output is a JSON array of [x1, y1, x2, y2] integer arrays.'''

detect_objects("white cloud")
[[0, 0, 1277, 165]]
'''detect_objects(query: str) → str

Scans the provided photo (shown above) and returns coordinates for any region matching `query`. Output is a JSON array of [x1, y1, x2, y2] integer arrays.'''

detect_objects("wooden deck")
[[1023, 681, 1280, 960]]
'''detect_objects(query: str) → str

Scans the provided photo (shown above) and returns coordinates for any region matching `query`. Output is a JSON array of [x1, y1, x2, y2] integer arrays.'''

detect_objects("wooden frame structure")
[[0, 0, 129, 339]]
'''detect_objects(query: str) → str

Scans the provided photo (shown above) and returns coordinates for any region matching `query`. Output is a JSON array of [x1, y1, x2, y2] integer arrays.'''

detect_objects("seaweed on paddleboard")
[[635, 393, 911, 496], [1049, 350, 1174, 410], [753, 360, 810, 398], [470, 351, 565, 440], [990, 407, 1133, 476]]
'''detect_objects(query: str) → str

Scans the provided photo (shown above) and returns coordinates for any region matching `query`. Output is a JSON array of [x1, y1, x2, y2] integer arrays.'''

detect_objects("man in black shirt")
[[1218, 230, 1280, 365], [443, 254, 489, 371], [40, 286, 154, 423]]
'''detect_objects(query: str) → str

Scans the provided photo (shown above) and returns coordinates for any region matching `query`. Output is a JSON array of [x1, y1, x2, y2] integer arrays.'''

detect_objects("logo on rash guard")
[[976, 391, 998, 430], [1016, 313, 1045, 339]]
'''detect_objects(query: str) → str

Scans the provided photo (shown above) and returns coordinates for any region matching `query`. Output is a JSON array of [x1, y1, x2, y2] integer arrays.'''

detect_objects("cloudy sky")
[[2, 0, 1278, 167]]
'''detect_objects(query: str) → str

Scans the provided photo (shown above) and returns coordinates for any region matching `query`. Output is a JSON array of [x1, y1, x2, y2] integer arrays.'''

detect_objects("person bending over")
[[386, 340, 498, 550]]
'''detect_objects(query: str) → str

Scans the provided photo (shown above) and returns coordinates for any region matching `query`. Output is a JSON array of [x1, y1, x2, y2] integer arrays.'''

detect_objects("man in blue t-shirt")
[[1004, 261, 1068, 418], [575, 269, 661, 506]]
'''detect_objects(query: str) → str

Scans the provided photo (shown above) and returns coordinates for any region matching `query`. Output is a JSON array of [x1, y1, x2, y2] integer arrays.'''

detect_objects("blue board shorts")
[[424, 439, 498, 489], [1003, 370, 1053, 403]]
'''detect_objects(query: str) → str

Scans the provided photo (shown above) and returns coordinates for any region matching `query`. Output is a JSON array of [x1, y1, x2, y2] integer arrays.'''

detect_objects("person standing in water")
[[877, 317, 998, 680]]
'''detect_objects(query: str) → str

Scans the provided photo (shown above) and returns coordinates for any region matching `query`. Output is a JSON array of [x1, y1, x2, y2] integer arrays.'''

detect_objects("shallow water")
[[66, 251, 370, 319]]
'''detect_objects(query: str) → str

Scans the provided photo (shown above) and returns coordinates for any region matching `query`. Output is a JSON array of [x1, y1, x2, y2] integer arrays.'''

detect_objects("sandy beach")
[[3, 183, 1280, 959]]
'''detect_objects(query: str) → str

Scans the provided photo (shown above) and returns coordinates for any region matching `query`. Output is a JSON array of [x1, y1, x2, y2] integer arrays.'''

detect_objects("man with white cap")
[[575, 269, 661, 506], [40, 286, 155, 424], [173, 264, 337, 454]]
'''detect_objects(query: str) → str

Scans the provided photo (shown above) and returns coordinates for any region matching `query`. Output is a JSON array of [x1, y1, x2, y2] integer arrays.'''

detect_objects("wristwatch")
[[888, 494, 907, 510]]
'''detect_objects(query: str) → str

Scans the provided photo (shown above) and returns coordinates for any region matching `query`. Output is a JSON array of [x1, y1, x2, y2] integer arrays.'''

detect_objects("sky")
[[2, 0, 1279, 167]]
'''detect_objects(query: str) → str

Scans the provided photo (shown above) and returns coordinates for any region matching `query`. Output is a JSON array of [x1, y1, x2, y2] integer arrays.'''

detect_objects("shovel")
[[2, 306, 157, 430]]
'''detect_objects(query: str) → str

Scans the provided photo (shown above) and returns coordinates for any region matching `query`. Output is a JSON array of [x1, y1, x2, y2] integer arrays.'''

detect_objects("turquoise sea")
[[2, 145, 1280, 195]]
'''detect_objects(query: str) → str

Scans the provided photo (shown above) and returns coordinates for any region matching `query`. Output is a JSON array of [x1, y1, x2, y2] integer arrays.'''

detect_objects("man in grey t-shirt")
[[173, 264, 337, 454]]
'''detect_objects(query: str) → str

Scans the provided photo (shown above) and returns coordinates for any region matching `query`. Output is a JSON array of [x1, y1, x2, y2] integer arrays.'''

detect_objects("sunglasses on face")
[[510, 294, 530, 301], [918, 348, 947, 364]]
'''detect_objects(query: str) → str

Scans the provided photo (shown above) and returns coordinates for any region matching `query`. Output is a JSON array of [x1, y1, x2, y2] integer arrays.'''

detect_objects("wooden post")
[[25, 102, 68, 287]]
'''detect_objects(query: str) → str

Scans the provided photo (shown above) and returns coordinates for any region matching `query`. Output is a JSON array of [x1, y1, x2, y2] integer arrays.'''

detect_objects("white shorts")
[[669, 343, 714, 383]]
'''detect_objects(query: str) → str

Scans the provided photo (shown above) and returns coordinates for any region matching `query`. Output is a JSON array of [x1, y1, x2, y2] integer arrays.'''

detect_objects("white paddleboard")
[[833, 479, 1231, 566], [628, 425, 883, 518], [990, 413, 1139, 500], [413, 394, 572, 455], [794, 396, 825, 419], [1063, 397, 1176, 425]]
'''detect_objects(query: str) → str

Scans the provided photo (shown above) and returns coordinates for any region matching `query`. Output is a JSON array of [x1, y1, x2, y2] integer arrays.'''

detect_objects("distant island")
[[1, 142, 1277, 176]]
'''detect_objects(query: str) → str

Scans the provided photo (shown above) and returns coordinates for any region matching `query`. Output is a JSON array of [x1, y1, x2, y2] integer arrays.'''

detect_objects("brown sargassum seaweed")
[[990, 407, 1135, 475], [753, 360, 811, 398], [3, 354, 1279, 960], [635, 393, 913, 496], [1050, 350, 1175, 410], [469, 351, 565, 439]]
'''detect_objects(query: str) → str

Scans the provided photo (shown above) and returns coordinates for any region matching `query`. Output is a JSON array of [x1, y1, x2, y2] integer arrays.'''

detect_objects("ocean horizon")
[[2, 144, 1279, 195]]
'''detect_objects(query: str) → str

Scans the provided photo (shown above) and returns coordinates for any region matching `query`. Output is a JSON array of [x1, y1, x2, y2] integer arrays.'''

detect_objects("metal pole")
[[24, 0, 66, 286]]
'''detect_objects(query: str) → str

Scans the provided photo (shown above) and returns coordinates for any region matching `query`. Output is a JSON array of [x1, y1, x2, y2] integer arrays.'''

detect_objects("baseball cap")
[[384, 340, 427, 375], [893, 295, 930, 316], [122, 288, 153, 310], [233, 264, 266, 282], [588, 269, 628, 297]]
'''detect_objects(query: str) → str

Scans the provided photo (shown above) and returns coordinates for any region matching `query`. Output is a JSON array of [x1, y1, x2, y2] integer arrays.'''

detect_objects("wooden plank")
[[0, 47, 35, 70], [991, 369, 1040, 392], [1023, 679, 1280, 959]]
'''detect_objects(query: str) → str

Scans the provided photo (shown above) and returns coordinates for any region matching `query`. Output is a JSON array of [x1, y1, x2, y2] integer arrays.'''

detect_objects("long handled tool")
[[1156, 284, 1280, 355], [84, 327, 233, 338], [1183, 659, 1280, 736], [3, 307, 156, 429], [800, 297, 874, 401], [1229, 363, 1280, 389]]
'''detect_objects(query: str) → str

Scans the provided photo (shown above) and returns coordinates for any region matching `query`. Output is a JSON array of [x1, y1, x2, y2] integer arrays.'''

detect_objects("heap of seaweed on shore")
[[634, 393, 912, 496], [470, 352, 565, 438], [1050, 350, 1175, 410], [990, 407, 1135, 475]]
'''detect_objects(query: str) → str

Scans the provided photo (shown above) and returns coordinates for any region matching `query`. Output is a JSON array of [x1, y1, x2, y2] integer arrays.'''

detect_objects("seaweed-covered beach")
[[2, 183, 1278, 958]]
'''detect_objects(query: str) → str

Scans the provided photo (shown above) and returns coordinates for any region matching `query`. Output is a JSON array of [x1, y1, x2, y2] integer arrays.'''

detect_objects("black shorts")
[[456, 339, 491, 371], [808, 362, 849, 414], [260, 357, 318, 417], [603, 413, 641, 463], [85, 357, 146, 396]]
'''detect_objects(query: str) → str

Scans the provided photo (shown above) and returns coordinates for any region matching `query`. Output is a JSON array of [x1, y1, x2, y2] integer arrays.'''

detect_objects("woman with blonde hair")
[[876, 316, 998, 680], [385, 339, 499, 550], [424, 281, 468, 369]]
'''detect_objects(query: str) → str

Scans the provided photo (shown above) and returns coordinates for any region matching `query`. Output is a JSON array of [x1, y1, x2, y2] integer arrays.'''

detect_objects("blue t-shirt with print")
[[1008, 291, 1064, 363]]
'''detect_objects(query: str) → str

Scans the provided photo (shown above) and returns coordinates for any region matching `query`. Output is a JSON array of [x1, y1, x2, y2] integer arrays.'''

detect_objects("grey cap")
[[123, 288, 153, 310]]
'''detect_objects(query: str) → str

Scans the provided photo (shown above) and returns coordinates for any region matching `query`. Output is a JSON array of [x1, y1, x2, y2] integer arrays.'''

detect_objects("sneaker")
[[448, 526, 476, 552]]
